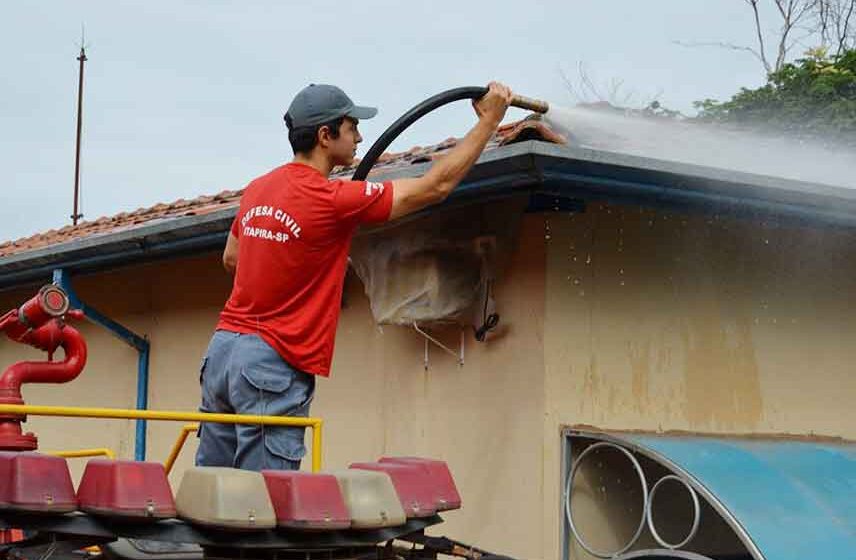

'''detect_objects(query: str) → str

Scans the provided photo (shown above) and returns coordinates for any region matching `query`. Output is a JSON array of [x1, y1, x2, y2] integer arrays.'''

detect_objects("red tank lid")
[[378, 456, 461, 511], [262, 470, 351, 530], [349, 461, 438, 518], [0, 452, 77, 513], [77, 459, 176, 519]]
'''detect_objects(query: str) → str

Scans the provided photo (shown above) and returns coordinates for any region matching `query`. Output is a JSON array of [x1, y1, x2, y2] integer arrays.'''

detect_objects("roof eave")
[[0, 143, 541, 291], [2, 140, 855, 291]]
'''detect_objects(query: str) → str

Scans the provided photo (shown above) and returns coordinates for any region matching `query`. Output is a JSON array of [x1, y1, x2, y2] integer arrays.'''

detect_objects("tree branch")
[[673, 39, 771, 68], [745, 0, 774, 72], [838, 0, 856, 55]]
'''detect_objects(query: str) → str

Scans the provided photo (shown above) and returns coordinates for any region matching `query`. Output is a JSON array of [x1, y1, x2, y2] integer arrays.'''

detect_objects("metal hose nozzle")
[[510, 94, 549, 114]]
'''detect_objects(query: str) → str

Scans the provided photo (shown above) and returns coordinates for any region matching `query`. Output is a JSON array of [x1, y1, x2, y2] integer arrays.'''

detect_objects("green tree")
[[695, 48, 856, 144]]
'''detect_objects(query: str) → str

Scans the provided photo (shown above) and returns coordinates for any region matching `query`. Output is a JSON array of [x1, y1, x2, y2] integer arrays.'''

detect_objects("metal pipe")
[[311, 418, 323, 471], [49, 447, 115, 460], [0, 324, 87, 390], [0, 301, 88, 451], [72, 46, 87, 226], [135, 344, 150, 460], [53, 269, 151, 461], [510, 93, 549, 114], [164, 423, 198, 475], [0, 404, 324, 472]]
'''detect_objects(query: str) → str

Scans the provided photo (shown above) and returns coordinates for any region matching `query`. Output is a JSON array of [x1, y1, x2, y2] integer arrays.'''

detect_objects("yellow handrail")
[[164, 423, 198, 475], [47, 448, 116, 460], [0, 404, 323, 472]]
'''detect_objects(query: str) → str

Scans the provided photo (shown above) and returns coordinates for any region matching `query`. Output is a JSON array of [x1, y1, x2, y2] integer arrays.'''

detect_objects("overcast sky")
[[2, 1, 772, 242]]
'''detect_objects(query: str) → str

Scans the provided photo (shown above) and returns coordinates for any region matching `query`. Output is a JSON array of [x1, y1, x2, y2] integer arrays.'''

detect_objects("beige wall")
[[0, 216, 548, 559], [1, 201, 855, 560], [542, 202, 856, 560], [0, 257, 233, 483]]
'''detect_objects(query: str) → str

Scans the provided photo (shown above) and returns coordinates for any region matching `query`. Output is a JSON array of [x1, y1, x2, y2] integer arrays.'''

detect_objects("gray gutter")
[[1, 140, 854, 290]]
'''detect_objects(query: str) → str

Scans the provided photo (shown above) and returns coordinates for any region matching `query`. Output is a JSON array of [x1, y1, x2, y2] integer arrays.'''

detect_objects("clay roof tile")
[[0, 117, 564, 258]]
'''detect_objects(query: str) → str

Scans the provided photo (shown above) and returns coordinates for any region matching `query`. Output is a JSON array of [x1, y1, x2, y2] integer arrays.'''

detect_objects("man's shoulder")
[[239, 165, 340, 213]]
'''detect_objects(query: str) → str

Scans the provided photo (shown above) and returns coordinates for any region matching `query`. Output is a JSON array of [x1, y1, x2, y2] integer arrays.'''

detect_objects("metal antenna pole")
[[71, 28, 87, 226]]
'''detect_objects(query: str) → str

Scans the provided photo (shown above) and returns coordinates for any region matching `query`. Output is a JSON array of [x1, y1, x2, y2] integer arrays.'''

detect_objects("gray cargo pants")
[[195, 330, 315, 471]]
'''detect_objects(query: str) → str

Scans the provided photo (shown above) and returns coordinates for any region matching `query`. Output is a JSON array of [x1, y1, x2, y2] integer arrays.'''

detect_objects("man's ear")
[[317, 125, 331, 148]]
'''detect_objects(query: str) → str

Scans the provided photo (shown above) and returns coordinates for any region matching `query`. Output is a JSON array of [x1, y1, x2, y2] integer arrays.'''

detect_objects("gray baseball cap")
[[285, 84, 377, 128]]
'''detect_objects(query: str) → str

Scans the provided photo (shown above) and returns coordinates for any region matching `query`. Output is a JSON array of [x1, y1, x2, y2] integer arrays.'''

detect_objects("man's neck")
[[292, 152, 333, 177]]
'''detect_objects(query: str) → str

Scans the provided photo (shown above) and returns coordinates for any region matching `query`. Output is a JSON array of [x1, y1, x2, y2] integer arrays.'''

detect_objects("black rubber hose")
[[351, 86, 487, 181]]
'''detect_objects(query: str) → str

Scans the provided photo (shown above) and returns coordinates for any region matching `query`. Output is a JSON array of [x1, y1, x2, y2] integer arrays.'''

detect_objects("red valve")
[[0, 286, 87, 451], [0, 285, 71, 342]]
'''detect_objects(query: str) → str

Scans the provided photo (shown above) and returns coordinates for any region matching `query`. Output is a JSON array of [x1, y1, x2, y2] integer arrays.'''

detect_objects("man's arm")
[[388, 82, 513, 221], [223, 232, 238, 274]]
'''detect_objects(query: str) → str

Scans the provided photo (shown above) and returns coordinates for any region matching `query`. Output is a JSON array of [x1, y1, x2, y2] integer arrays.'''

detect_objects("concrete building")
[[1, 119, 854, 560]]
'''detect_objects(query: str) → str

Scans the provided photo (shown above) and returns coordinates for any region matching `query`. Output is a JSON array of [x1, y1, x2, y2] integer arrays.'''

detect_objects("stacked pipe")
[[0, 286, 87, 450]]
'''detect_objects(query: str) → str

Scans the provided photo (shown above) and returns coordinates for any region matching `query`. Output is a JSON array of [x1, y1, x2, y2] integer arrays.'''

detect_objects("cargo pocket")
[[237, 366, 304, 463], [263, 371, 315, 463], [239, 362, 294, 395], [263, 425, 307, 464]]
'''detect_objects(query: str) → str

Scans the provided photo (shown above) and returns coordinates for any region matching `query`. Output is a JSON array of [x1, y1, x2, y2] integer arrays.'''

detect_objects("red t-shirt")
[[217, 162, 393, 376]]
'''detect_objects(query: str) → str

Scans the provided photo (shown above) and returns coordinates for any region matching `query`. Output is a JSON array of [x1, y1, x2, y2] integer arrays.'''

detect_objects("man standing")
[[195, 81, 513, 471]]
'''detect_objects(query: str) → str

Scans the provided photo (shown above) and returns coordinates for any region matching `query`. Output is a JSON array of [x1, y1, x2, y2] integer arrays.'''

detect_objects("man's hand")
[[472, 81, 513, 125]]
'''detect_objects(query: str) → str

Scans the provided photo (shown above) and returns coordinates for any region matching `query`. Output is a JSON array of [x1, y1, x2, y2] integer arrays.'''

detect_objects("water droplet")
[[772, 318, 777, 324], [573, 278, 581, 285], [578, 290, 585, 297], [648, 220, 654, 227], [572, 256, 578, 262], [619, 268, 624, 275], [764, 239, 770, 245], [545, 234, 552, 240], [620, 280, 625, 286], [585, 254, 592, 265]]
